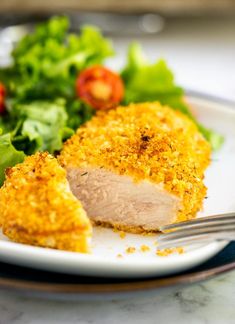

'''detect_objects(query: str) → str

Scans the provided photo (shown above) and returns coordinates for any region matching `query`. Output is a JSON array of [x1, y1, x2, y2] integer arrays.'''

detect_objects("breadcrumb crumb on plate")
[[156, 247, 184, 257], [140, 245, 151, 252], [126, 247, 136, 254]]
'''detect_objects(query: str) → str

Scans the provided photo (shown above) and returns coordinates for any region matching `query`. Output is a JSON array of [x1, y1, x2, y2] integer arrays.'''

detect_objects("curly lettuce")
[[0, 16, 114, 101], [10, 99, 74, 154], [0, 132, 25, 185]]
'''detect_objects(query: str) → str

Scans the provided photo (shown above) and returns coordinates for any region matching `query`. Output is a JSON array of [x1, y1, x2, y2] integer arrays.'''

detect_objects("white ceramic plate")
[[0, 95, 234, 278]]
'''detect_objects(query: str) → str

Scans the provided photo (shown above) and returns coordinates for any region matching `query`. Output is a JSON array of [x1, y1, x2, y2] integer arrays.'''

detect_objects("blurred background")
[[0, 0, 234, 100]]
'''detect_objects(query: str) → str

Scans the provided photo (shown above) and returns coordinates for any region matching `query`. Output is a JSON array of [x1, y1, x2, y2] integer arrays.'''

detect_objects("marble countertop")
[[0, 16, 235, 324], [0, 271, 235, 324]]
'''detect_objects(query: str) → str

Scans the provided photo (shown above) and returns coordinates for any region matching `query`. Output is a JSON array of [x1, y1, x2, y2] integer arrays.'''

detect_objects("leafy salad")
[[0, 16, 223, 185]]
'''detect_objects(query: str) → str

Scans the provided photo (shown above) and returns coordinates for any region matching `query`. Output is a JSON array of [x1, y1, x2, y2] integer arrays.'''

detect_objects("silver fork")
[[157, 212, 235, 248]]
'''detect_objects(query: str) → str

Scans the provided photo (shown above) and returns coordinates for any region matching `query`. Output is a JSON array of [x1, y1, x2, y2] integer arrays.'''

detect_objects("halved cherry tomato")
[[76, 66, 124, 110], [0, 83, 6, 115]]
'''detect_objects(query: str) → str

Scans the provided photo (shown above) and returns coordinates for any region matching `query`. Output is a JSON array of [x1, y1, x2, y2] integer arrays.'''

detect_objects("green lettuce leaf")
[[0, 132, 25, 186], [10, 99, 74, 154], [66, 99, 94, 130], [121, 42, 196, 117]]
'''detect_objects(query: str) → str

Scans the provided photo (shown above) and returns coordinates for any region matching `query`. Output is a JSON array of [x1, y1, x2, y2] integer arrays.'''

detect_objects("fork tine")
[[160, 219, 235, 234], [160, 212, 235, 232], [157, 234, 214, 248], [157, 225, 235, 248], [157, 234, 228, 249], [159, 223, 235, 241]]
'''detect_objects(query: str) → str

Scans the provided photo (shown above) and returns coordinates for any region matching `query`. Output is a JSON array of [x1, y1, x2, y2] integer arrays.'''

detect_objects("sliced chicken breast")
[[59, 102, 211, 233], [67, 167, 180, 232]]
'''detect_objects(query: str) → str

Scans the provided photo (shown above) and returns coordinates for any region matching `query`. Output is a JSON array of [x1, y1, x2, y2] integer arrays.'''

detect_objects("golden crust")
[[0, 152, 92, 252], [59, 102, 211, 224], [93, 219, 156, 234]]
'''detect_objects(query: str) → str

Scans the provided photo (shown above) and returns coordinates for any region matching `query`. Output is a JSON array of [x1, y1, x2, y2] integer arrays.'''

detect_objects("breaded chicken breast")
[[59, 102, 211, 233], [0, 152, 92, 252]]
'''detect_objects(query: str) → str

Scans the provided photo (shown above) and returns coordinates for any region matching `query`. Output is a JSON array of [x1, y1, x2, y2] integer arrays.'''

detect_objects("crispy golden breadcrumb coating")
[[0, 152, 92, 252], [59, 102, 211, 224]]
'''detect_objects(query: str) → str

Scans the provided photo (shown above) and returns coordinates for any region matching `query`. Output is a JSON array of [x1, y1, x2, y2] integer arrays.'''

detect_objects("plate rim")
[[186, 89, 235, 108], [0, 260, 235, 295]]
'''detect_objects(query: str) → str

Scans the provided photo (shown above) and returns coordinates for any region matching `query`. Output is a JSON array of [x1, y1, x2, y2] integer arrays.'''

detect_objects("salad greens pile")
[[0, 16, 114, 184], [0, 16, 223, 185]]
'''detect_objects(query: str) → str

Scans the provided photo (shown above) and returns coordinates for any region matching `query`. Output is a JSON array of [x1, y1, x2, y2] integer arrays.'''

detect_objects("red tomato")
[[76, 66, 124, 110], [0, 83, 6, 114]]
